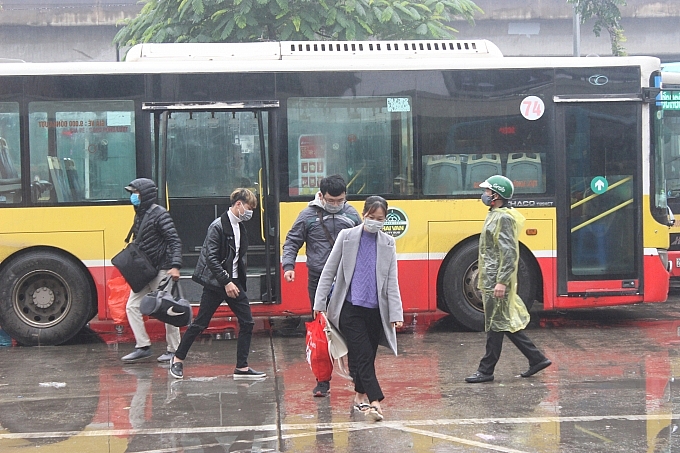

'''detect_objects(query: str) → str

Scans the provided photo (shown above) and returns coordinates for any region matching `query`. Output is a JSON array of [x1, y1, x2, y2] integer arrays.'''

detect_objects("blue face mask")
[[481, 193, 494, 207], [130, 193, 140, 206]]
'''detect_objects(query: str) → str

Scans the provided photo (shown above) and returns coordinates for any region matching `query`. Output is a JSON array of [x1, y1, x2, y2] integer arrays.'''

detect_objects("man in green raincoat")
[[465, 175, 551, 383]]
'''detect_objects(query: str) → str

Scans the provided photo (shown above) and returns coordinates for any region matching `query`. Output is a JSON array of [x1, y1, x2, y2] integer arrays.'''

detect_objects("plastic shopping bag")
[[305, 315, 333, 382], [108, 276, 131, 325], [320, 313, 352, 380]]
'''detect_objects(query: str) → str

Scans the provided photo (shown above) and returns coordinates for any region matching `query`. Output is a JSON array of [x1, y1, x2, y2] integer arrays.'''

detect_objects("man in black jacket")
[[121, 178, 183, 364], [170, 188, 265, 380]]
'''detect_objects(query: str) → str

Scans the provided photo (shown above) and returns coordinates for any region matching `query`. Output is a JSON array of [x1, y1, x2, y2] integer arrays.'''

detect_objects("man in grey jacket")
[[282, 174, 360, 397]]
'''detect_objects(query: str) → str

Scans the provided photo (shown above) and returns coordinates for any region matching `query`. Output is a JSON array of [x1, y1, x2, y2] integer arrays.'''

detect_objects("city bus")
[[658, 65, 680, 286], [0, 40, 671, 346]]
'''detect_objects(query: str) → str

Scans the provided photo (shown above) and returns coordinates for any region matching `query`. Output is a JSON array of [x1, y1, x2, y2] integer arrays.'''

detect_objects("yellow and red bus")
[[0, 40, 671, 345], [658, 66, 680, 287]]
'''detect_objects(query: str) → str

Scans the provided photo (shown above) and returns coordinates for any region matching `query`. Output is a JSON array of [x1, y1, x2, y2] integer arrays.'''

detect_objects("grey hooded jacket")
[[282, 192, 361, 274]]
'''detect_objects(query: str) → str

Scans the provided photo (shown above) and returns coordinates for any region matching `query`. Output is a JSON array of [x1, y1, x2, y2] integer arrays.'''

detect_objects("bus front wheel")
[[440, 240, 538, 332], [0, 250, 93, 346]]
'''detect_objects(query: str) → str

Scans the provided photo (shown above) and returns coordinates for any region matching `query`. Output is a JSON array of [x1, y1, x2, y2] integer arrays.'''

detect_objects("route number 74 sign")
[[520, 96, 545, 121]]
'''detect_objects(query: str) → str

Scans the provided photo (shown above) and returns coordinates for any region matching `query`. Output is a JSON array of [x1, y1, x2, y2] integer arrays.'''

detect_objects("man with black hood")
[[121, 178, 183, 364]]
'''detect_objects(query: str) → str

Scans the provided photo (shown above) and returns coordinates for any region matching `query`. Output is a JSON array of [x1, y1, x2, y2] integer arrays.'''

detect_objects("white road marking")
[[1, 413, 676, 450], [396, 426, 530, 453]]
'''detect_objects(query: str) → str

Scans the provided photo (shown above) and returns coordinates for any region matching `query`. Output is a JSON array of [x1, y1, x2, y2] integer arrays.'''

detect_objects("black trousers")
[[307, 269, 322, 312], [175, 283, 254, 369], [339, 300, 384, 403], [478, 330, 546, 375]]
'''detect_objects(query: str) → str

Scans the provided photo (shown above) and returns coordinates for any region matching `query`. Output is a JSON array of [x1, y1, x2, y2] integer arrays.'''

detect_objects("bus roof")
[[662, 62, 680, 73], [663, 70, 680, 87], [0, 40, 662, 80], [126, 40, 504, 61]]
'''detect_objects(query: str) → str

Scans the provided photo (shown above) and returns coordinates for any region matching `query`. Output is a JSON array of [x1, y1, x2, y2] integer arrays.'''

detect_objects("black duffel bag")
[[140, 277, 193, 327], [111, 243, 157, 293], [112, 205, 160, 293]]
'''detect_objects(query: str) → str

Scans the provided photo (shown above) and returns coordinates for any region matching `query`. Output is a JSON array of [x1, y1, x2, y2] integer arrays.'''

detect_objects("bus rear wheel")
[[0, 250, 93, 346], [439, 239, 538, 331]]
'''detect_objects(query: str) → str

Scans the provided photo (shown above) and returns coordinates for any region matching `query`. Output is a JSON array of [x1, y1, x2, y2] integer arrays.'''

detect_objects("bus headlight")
[[658, 249, 671, 272]]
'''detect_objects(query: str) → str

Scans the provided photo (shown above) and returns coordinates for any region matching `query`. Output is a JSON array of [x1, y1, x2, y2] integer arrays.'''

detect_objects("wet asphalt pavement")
[[4, 296, 680, 452]]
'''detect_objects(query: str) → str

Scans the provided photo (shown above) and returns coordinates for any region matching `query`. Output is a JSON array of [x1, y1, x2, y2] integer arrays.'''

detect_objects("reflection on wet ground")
[[3, 298, 680, 452]]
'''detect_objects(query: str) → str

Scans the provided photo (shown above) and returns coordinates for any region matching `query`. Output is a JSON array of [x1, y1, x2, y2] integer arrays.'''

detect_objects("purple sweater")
[[348, 229, 379, 309]]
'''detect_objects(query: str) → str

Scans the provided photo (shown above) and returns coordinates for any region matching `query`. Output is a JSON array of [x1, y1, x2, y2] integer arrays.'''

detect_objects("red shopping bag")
[[305, 315, 333, 382], [107, 276, 131, 325]]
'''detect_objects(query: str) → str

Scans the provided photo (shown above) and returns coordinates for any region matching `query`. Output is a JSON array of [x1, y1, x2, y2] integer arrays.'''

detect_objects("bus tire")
[[440, 239, 537, 332], [0, 250, 93, 346]]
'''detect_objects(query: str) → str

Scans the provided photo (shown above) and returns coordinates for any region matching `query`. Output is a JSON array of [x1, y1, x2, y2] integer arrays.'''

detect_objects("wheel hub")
[[463, 262, 484, 312], [32, 287, 55, 309], [13, 270, 71, 328]]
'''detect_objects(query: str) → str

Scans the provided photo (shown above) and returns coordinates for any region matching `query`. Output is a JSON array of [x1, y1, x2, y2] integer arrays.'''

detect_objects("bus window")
[[287, 96, 414, 196], [28, 101, 136, 203], [165, 111, 263, 198], [422, 115, 550, 196], [0, 102, 21, 204], [659, 95, 680, 212]]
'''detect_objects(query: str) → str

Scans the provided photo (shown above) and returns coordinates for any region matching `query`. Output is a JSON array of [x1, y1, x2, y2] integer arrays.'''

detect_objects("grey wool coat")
[[313, 224, 404, 355]]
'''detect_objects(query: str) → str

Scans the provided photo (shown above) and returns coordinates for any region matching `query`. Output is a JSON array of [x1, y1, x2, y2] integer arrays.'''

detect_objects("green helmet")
[[480, 175, 514, 199]]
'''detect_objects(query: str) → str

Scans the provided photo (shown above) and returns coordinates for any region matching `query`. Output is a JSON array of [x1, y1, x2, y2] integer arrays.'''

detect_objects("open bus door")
[[556, 100, 643, 299], [143, 101, 280, 305]]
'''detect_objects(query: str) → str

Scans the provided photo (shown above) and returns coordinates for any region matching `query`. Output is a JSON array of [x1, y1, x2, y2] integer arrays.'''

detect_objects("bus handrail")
[[570, 176, 633, 209], [571, 198, 634, 233], [346, 163, 367, 193]]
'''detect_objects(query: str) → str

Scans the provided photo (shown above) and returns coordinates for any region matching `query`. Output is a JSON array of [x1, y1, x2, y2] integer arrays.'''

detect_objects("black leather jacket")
[[192, 210, 248, 291]]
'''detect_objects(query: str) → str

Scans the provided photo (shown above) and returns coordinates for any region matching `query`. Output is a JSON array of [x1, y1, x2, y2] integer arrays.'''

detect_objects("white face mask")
[[239, 209, 253, 222], [363, 219, 384, 233], [235, 204, 253, 222], [324, 201, 344, 214]]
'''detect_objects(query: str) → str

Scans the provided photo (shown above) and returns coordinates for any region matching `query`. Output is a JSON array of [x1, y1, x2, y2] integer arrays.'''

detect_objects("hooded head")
[[124, 178, 158, 211]]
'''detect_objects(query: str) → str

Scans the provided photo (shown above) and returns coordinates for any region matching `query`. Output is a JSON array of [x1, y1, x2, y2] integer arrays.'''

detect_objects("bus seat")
[[423, 154, 463, 195], [0, 137, 19, 180], [506, 152, 544, 193], [63, 158, 84, 201], [47, 156, 73, 202], [465, 153, 502, 190], [0, 137, 21, 199]]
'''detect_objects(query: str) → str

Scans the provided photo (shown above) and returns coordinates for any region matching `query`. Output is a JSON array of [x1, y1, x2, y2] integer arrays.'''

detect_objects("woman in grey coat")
[[313, 196, 404, 421]]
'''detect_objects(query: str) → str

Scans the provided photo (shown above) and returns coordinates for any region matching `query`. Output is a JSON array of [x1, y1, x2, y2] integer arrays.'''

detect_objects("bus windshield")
[[657, 74, 680, 219]]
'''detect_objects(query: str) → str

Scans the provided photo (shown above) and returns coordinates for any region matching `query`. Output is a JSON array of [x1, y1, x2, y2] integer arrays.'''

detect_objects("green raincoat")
[[478, 207, 530, 333]]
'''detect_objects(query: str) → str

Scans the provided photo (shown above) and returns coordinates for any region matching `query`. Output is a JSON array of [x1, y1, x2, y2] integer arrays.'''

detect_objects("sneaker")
[[366, 406, 384, 421], [233, 367, 266, 380], [157, 351, 174, 363], [312, 380, 330, 397], [169, 360, 183, 379], [121, 347, 152, 363], [465, 371, 494, 383]]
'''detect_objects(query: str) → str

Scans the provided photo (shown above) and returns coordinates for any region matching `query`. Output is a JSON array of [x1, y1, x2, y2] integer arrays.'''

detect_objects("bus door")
[[143, 101, 280, 304], [556, 100, 642, 297]]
